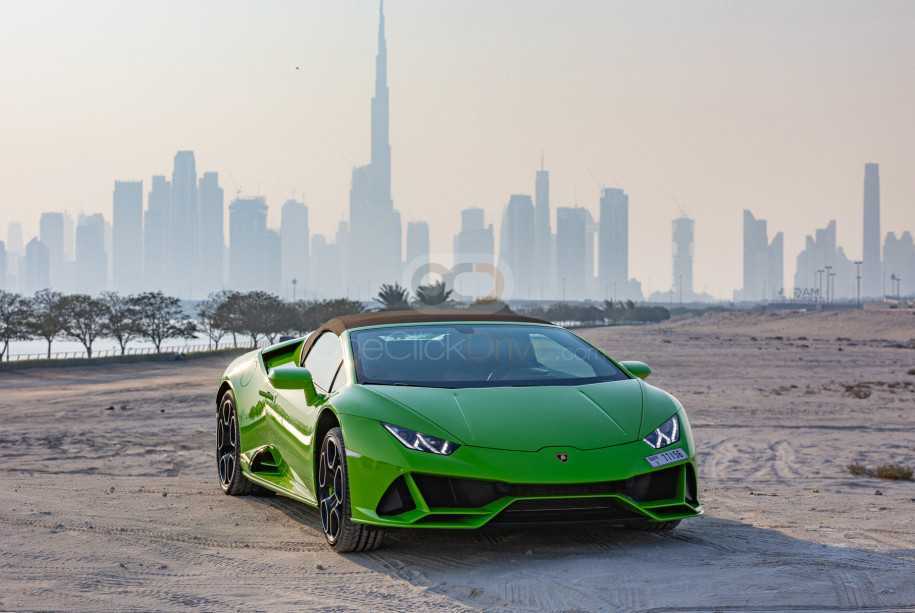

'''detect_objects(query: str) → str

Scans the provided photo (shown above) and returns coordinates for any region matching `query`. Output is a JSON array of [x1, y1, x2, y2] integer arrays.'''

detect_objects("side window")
[[303, 333, 342, 391]]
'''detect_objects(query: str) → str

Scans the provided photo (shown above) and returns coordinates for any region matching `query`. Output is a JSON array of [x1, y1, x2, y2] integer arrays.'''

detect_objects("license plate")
[[645, 448, 687, 468]]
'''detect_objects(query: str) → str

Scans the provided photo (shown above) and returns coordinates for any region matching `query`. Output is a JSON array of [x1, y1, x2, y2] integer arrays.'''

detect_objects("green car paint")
[[218, 321, 701, 531]]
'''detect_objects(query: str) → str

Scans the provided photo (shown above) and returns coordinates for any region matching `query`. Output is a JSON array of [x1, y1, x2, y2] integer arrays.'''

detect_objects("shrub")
[[874, 464, 914, 481], [847, 462, 913, 481]]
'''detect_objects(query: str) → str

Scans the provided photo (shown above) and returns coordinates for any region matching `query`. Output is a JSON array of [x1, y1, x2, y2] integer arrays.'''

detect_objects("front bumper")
[[340, 414, 702, 529]]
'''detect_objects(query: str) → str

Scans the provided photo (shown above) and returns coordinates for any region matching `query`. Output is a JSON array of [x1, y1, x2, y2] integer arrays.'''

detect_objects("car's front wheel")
[[318, 427, 384, 552]]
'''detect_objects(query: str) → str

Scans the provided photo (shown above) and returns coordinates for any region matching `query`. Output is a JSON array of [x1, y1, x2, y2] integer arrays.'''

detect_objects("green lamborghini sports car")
[[216, 311, 701, 552]]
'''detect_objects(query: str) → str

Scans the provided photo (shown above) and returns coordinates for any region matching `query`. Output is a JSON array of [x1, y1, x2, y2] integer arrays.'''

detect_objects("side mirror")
[[620, 360, 651, 380], [269, 367, 320, 404]]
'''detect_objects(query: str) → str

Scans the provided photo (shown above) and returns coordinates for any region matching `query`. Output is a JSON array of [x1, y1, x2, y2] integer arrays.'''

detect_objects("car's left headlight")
[[643, 415, 679, 449], [383, 423, 459, 455]]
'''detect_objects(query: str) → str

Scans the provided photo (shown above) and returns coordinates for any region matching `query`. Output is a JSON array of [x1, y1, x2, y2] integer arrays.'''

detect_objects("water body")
[[6, 335, 254, 359]]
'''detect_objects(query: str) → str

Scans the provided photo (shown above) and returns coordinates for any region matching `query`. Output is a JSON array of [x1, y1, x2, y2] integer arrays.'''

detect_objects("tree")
[[60, 294, 107, 358], [100, 292, 142, 355], [314, 298, 364, 325], [214, 291, 246, 348], [414, 280, 453, 307], [133, 291, 197, 353], [234, 291, 286, 346], [0, 291, 31, 362], [198, 291, 231, 350], [375, 283, 411, 310], [261, 298, 299, 344], [27, 289, 66, 359], [293, 298, 365, 333]]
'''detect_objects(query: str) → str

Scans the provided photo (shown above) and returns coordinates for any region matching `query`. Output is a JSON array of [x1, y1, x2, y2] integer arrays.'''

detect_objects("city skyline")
[[2, 1, 915, 300]]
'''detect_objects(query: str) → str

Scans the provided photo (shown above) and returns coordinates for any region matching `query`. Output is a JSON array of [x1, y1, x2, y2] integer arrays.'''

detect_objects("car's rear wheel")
[[217, 390, 258, 495], [318, 427, 384, 552]]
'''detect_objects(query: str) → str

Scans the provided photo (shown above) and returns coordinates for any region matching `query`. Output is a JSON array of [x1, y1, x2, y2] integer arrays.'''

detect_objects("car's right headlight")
[[382, 423, 459, 455], [643, 415, 679, 449]]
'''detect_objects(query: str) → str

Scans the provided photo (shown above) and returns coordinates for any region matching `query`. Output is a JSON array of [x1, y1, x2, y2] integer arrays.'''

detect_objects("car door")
[[271, 331, 343, 504]]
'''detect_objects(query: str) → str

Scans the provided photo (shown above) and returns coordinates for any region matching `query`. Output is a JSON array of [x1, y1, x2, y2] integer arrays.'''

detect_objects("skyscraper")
[[144, 175, 171, 292], [499, 194, 536, 298], [862, 163, 882, 297], [311, 234, 344, 299], [198, 171, 225, 295], [169, 151, 198, 298], [556, 207, 589, 300], [280, 199, 309, 299], [768, 232, 784, 300], [533, 159, 552, 298], [584, 210, 598, 297], [62, 213, 74, 262], [23, 238, 50, 294], [76, 214, 107, 295], [348, 0, 402, 298], [672, 216, 695, 301], [405, 221, 430, 268], [452, 208, 495, 299], [454, 209, 493, 264], [883, 231, 914, 297], [598, 188, 629, 299], [228, 197, 268, 292], [739, 210, 783, 301], [39, 212, 64, 289], [112, 180, 144, 293], [794, 220, 855, 300]]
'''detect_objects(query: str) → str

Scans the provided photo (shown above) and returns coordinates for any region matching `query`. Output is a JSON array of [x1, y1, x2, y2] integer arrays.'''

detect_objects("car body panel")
[[218, 320, 702, 530], [364, 379, 644, 451]]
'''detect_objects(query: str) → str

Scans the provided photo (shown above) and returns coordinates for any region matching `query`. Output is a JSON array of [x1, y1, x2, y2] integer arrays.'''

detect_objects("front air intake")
[[376, 476, 416, 516]]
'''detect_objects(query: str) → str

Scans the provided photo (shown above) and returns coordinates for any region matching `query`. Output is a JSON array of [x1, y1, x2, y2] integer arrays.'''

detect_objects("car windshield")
[[349, 323, 628, 388]]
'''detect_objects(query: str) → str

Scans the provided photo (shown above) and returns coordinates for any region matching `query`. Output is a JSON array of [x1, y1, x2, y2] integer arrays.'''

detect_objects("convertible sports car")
[[216, 311, 701, 552]]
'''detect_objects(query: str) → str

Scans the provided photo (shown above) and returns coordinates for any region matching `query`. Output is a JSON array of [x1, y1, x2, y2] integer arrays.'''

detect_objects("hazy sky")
[[2, 0, 914, 298]]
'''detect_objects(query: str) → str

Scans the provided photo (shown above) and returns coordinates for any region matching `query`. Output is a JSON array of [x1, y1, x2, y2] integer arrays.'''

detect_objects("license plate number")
[[645, 448, 687, 468]]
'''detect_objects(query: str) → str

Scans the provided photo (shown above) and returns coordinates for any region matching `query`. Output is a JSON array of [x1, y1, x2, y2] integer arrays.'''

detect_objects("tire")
[[317, 427, 384, 552], [217, 390, 259, 496], [634, 519, 681, 533]]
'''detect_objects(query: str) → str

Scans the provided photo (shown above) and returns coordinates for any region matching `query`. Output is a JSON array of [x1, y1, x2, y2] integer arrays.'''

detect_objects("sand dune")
[[1, 312, 914, 611], [665, 305, 915, 343]]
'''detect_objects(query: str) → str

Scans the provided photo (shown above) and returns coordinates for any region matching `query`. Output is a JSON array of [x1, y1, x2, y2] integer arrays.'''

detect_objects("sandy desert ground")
[[1, 309, 914, 612]]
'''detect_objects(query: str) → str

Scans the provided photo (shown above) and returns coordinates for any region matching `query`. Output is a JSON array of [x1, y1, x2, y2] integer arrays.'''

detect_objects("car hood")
[[365, 379, 644, 452]]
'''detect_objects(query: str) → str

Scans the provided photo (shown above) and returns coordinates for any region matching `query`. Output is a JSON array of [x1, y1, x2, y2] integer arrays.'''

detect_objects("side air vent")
[[376, 476, 416, 516], [249, 448, 281, 473]]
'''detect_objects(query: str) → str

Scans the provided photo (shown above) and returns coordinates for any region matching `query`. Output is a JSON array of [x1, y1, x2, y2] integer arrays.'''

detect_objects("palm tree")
[[375, 283, 411, 310], [414, 281, 453, 307]]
